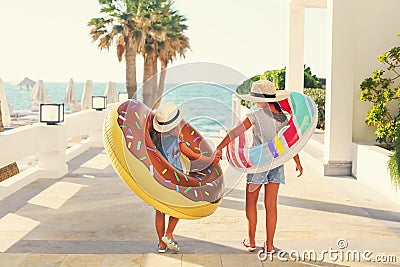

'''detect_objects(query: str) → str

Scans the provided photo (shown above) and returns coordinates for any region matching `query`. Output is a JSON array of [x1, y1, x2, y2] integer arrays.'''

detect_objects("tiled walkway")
[[0, 136, 400, 266]]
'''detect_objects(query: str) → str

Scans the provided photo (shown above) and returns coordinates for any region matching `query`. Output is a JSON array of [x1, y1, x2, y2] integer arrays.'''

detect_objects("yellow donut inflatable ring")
[[103, 100, 224, 220]]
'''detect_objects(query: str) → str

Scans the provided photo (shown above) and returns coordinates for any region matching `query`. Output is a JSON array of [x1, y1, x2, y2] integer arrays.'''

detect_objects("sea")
[[3, 82, 240, 138]]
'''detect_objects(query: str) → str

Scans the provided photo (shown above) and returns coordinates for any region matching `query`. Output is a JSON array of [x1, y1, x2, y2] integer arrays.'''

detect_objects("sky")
[[0, 0, 328, 84]]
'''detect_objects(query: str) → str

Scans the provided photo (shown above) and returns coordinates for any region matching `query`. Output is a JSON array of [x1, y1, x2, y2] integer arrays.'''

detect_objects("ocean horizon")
[[4, 82, 239, 138]]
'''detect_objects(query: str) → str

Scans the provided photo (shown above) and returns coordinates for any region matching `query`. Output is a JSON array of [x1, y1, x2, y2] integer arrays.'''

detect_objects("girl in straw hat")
[[214, 80, 303, 253], [152, 103, 218, 253]]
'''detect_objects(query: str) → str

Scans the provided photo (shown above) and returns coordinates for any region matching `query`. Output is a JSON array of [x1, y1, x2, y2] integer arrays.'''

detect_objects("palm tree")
[[88, 0, 143, 99], [89, 0, 189, 106], [153, 10, 190, 108], [140, 0, 167, 107]]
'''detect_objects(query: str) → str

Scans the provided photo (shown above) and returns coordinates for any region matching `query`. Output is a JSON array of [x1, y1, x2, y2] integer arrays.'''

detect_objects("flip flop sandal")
[[262, 242, 276, 254], [162, 236, 180, 252], [158, 244, 168, 253], [241, 239, 256, 252]]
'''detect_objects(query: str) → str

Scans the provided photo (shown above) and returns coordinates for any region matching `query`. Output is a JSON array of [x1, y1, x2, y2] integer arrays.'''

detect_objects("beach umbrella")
[[104, 81, 118, 104], [64, 78, 78, 111], [0, 78, 11, 127], [30, 80, 50, 111], [16, 77, 36, 91], [81, 80, 94, 110]]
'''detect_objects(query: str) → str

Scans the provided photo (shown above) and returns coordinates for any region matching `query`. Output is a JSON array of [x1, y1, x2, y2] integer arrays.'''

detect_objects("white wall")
[[352, 0, 400, 143], [352, 143, 400, 205], [0, 107, 109, 201]]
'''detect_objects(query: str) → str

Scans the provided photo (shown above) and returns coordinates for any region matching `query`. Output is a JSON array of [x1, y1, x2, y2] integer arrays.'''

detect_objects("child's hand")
[[293, 154, 302, 177], [213, 148, 222, 163], [209, 149, 221, 164], [296, 162, 303, 177]]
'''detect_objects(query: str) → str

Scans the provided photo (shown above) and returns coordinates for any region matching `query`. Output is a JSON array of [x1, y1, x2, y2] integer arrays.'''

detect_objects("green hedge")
[[304, 88, 325, 130], [236, 65, 321, 94]]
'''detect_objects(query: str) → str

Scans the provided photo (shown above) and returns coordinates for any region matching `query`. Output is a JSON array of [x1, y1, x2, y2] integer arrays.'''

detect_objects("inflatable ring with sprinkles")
[[103, 100, 224, 220]]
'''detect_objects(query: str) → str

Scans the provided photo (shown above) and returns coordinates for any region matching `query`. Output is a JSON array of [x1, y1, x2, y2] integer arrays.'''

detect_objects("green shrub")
[[236, 75, 262, 94], [304, 66, 321, 88], [264, 69, 286, 90], [304, 88, 325, 130], [359, 34, 400, 149], [236, 65, 321, 94], [388, 128, 400, 190]]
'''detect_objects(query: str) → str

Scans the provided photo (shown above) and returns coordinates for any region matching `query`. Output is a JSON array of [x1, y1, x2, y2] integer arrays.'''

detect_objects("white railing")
[[0, 106, 112, 200], [231, 94, 249, 125]]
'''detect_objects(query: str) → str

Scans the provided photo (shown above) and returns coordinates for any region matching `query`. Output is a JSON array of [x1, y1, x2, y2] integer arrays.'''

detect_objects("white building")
[[286, 0, 400, 175]]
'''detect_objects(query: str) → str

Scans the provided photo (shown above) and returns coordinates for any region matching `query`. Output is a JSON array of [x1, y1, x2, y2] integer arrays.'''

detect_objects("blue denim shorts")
[[246, 165, 285, 185]]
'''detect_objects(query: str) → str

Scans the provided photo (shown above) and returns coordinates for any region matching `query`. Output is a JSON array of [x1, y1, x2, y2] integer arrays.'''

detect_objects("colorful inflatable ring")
[[103, 100, 224, 220], [227, 91, 318, 173]]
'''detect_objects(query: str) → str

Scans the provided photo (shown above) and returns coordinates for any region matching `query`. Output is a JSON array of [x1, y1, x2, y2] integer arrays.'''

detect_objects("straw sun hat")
[[240, 80, 289, 102], [153, 103, 184, 133]]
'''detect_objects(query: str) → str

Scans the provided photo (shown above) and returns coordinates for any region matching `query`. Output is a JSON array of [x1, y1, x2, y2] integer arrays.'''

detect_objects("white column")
[[37, 124, 68, 178], [231, 94, 241, 127], [88, 110, 107, 147], [286, 2, 305, 92], [323, 0, 354, 176]]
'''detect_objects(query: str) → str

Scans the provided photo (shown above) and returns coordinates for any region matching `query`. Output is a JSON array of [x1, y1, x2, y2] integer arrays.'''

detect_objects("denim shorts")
[[246, 165, 285, 185]]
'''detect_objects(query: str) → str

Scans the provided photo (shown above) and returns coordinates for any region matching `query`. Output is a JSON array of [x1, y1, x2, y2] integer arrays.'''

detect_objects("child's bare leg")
[[155, 210, 166, 249], [246, 183, 262, 247], [264, 183, 279, 252], [165, 216, 179, 241]]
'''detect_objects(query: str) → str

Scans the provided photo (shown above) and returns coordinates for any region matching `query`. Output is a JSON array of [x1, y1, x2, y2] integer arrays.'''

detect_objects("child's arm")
[[214, 117, 252, 160], [293, 154, 303, 177], [179, 142, 216, 164]]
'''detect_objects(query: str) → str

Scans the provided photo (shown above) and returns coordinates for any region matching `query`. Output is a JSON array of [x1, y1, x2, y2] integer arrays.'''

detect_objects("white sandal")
[[241, 239, 256, 252]]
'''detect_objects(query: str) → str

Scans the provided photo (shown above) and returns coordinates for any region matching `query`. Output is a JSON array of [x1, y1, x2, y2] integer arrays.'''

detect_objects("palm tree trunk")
[[148, 57, 159, 107], [143, 54, 154, 106], [0, 101, 19, 182], [125, 42, 137, 100], [154, 61, 168, 109]]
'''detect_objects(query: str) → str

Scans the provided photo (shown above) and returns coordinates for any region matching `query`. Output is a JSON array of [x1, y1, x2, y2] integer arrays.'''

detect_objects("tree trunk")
[[150, 56, 159, 107], [142, 53, 154, 107], [154, 61, 168, 109], [0, 101, 19, 182], [125, 42, 137, 100]]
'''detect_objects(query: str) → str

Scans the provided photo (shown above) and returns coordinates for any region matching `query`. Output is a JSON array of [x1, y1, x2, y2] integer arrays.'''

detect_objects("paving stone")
[[19, 254, 67, 267], [101, 254, 143, 266], [181, 254, 222, 267], [60, 254, 106, 267], [220, 254, 263, 266], [141, 253, 182, 267], [0, 253, 29, 266]]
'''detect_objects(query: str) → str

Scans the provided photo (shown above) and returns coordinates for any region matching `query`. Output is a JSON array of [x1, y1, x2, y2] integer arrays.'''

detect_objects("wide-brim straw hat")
[[153, 103, 184, 133], [240, 80, 289, 102]]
